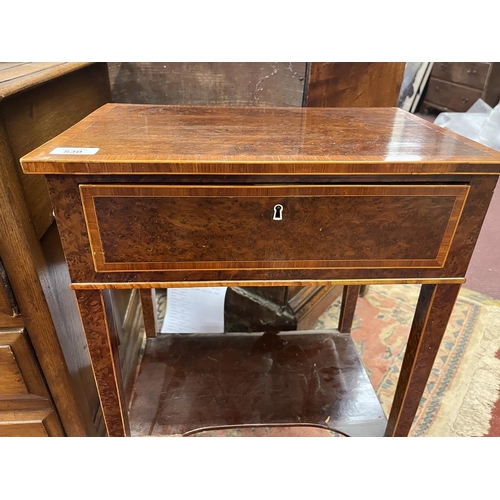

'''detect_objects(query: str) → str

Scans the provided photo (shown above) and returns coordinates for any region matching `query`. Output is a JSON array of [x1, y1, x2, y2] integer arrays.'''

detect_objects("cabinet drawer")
[[0, 409, 63, 437], [425, 78, 482, 112], [81, 184, 469, 273], [0, 328, 51, 400], [433, 62, 490, 90], [0, 329, 64, 436]]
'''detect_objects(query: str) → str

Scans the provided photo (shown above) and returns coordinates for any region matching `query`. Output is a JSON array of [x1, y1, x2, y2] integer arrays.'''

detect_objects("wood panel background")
[[304, 62, 406, 107], [108, 62, 405, 108], [108, 62, 307, 106]]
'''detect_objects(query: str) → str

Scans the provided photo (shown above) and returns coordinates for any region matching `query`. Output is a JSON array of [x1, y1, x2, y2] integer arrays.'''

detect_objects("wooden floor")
[[129, 330, 386, 437]]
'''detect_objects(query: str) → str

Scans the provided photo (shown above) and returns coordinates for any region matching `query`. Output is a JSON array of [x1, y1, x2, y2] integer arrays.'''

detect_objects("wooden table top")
[[20, 103, 500, 175]]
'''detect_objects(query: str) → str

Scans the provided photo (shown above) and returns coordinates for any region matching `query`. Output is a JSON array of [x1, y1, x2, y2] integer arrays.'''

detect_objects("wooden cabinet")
[[423, 62, 500, 112], [0, 328, 64, 436], [0, 63, 111, 436]]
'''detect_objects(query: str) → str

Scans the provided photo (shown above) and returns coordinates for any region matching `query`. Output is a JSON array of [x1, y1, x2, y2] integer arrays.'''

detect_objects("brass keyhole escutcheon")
[[273, 204, 283, 220]]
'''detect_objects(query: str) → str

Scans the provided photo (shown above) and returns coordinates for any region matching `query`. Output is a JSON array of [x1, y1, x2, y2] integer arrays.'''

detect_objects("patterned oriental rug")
[[156, 285, 500, 437], [317, 285, 500, 437]]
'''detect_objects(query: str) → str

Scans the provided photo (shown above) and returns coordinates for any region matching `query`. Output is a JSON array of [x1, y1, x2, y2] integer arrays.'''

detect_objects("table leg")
[[385, 283, 461, 437], [338, 285, 361, 333], [75, 289, 130, 437], [140, 289, 159, 338]]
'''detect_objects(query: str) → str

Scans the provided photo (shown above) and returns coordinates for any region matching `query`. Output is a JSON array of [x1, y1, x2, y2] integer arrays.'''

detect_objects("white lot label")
[[50, 147, 99, 155]]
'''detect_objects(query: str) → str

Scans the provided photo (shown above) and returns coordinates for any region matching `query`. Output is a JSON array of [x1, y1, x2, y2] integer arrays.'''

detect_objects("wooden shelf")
[[129, 330, 386, 437]]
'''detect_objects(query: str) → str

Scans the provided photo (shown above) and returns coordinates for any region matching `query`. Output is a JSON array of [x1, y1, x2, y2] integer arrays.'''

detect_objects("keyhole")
[[273, 204, 283, 220]]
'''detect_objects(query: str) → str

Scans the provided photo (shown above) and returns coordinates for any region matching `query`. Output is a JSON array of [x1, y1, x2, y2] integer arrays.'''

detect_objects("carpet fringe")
[[414, 289, 500, 436]]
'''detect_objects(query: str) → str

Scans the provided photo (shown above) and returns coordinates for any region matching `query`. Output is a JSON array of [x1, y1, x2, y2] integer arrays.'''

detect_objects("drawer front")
[[425, 78, 482, 112], [433, 62, 490, 90], [0, 409, 63, 437], [0, 329, 51, 400], [81, 184, 469, 273], [0, 329, 64, 436]]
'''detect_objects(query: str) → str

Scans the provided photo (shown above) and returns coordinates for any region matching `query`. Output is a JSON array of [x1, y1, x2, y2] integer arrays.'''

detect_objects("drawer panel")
[[0, 409, 64, 436], [81, 184, 469, 273], [0, 329, 51, 400], [425, 78, 482, 112], [0, 329, 64, 435], [432, 62, 490, 90]]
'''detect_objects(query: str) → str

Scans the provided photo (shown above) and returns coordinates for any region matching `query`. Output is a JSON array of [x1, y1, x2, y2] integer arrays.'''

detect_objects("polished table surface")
[[20, 105, 500, 437], [21, 104, 500, 173]]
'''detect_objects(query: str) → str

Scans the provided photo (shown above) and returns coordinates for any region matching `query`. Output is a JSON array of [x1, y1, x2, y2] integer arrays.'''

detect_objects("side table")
[[20, 104, 500, 437]]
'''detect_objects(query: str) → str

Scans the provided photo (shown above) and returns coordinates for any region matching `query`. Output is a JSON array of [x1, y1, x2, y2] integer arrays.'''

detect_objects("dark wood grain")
[[129, 331, 386, 437], [385, 283, 461, 436], [338, 285, 361, 334], [139, 289, 158, 338], [80, 184, 468, 272], [20, 105, 500, 175], [108, 62, 306, 107], [74, 289, 129, 437], [305, 63, 405, 107]]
